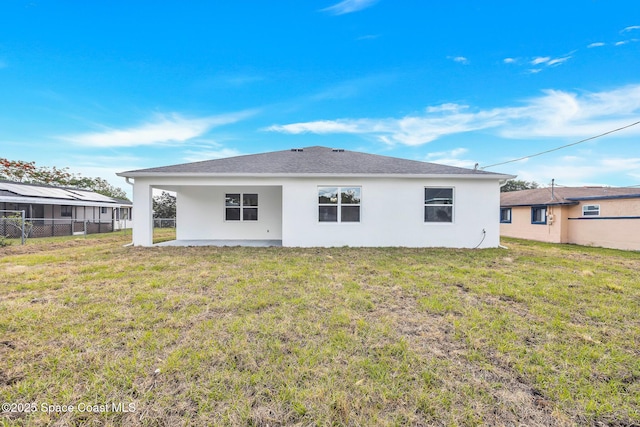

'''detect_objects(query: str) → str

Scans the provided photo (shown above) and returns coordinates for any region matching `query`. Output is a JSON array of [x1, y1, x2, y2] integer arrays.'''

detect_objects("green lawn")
[[1, 233, 638, 426]]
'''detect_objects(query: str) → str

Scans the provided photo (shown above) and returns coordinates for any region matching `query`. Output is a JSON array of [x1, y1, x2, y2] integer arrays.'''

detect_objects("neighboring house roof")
[[0, 180, 132, 207], [118, 146, 514, 179], [501, 186, 640, 207]]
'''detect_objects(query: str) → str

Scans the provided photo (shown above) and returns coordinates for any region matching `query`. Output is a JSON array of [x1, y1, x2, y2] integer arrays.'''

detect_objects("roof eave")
[[566, 194, 640, 201], [117, 172, 516, 180], [500, 201, 578, 207], [0, 195, 132, 207]]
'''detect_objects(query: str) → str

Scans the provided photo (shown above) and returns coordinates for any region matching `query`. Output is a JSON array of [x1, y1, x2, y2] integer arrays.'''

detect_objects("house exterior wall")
[[500, 198, 640, 250], [565, 199, 640, 250], [500, 205, 566, 243], [132, 176, 502, 247], [176, 185, 282, 240], [280, 177, 499, 248]]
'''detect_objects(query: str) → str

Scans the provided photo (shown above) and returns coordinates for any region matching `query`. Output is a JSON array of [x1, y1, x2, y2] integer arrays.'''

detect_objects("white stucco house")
[[117, 146, 514, 248]]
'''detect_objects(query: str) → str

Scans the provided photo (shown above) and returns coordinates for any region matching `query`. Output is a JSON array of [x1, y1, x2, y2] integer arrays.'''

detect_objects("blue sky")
[[1, 0, 640, 196]]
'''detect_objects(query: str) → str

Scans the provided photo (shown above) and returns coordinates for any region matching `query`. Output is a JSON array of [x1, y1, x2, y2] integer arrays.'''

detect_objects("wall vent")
[[291, 148, 304, 152], [332, 148, 345, 152]]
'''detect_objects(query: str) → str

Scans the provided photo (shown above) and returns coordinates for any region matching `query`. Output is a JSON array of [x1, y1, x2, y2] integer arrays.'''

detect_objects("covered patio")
[[130, 180, 284, 247]]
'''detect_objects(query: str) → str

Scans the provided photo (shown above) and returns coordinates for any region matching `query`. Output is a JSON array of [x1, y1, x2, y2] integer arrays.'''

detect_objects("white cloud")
[[267, 104, 506, 146], [498, 85, 640, 139], [426, 103, 466, 113], [530, 55, 571, 67], [267, 84, 640, 146], [266, 120, 366, 135], [587, 42, 605, 48], [424, 148, 477, 168], [503, 58, 516, 64], [513, 156, 640, 187], [357, 34, 379, 40], [530, 57, 550, 65], [615, 41, 629, 46], [63, 111, 255, 148], [621, 25, 640, 33], [321, 0, 378, 15], [426, 148, 468, 158], [449, 56, 469, 64], [547, 56, 572, 66], [601, 157, 640, 170], [528, 68, 543, 74]]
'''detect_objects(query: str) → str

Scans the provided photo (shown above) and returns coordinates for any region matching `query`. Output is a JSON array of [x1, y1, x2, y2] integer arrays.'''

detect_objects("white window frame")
[[424, 187, 454, 223], [225, 193, 259, 222], [318, 186, 361, 223], [582, 204, 600, 217]]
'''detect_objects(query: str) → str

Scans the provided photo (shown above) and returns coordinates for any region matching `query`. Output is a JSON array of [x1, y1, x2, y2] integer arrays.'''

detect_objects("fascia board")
[[117, 172, 516, 180]]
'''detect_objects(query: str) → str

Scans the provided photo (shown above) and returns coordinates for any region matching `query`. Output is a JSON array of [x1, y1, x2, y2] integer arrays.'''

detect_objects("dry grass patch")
[[0, 234, 639, 426]]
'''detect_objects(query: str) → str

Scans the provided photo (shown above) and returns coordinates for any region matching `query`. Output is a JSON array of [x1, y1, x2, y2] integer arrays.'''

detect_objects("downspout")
[[498, 179, 509, 249], [123, 177, 134, 246]]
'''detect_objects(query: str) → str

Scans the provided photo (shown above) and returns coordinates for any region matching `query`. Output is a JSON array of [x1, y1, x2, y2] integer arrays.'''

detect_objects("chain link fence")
[[154, 218, 176, 228], [0, 210, 27, 244], [1, 212, 123, 244]]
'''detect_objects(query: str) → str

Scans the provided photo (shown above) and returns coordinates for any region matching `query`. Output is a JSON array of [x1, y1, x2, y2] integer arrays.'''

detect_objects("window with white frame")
[[582, 204, 600, 217], [318, 187, 361, 222], [225, 193, 258, 221], [531, 206, 547, 224], [424, 187, 453, 222], [500, 208, 512, 223]]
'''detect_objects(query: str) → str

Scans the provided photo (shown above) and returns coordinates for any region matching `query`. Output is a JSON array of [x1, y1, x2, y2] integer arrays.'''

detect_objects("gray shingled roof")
[[119, 146, 511, 177], [501, 186, 640, 207]]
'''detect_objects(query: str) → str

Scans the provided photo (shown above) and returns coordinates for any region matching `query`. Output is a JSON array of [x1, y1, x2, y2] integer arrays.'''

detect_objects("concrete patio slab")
[[155, 239, 282, 247]]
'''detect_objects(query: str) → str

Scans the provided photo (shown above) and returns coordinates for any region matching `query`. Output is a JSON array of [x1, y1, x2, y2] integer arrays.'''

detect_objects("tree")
[[501, 179, 540, 192], [153, 191, 176, 218], [68, 176, 129, 200], [0, 157, 129, 200], [0, 158, 40, 182]]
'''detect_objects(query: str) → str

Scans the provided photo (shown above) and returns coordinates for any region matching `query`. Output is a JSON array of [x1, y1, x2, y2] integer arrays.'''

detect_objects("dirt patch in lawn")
[[365, 282, 567, 426]]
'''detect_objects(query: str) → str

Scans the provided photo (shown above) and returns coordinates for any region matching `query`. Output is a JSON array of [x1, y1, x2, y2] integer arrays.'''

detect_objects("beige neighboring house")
[[500, 186, 640, 251]]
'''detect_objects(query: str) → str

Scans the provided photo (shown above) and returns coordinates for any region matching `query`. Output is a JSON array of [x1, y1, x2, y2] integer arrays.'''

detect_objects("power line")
[[481, 119, 640, 169]]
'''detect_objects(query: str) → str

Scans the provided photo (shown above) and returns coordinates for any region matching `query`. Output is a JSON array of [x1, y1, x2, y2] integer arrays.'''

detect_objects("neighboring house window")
[[500, 208, 512, 223], [101, 207, 108, 214], [582, 204, 600, 217], [225, 193, 258, 221], [61, 205, 72, 217], [531, 206, 547, 224], [424, 187, 453, 223], [318, 187, 361, 222]]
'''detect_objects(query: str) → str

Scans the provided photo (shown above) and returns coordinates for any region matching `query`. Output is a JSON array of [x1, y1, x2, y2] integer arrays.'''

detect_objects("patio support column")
[[132, 181, 153, 246]]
